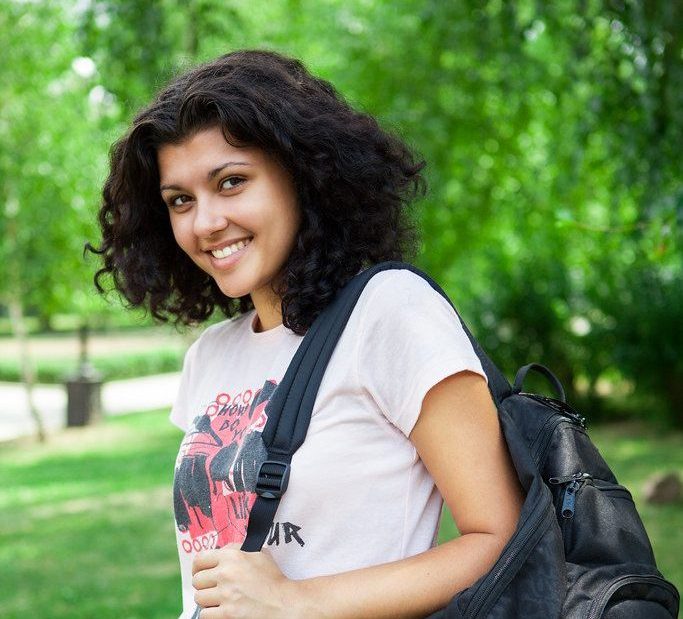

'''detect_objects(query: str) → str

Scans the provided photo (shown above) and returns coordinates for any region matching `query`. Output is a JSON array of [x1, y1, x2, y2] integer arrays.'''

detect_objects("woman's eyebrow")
[[160, 161, 251, 191], [207, 161, 251, 180]]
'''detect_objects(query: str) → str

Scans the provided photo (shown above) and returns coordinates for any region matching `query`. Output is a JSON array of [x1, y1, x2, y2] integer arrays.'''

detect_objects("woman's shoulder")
[[354, 265, 481, 370], [351, 266, 466, 352], [358, 266, 454, 315]]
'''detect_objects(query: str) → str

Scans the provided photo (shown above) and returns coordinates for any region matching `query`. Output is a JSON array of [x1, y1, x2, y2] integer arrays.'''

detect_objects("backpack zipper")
[[465, 494, 552, 618], [521, 393, 587, 466], [529, 415, 565, 466], [549, 472, 592, 518], [520, 393, 587, 428], [531, 415, 588, 467]]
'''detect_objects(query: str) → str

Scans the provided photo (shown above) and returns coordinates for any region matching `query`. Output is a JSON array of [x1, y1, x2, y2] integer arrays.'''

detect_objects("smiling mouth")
[[209, 237, 253, 259]]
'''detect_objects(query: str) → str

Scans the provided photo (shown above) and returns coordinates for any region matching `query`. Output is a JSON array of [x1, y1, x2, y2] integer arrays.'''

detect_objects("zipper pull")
[[549, 471, 584, 485], [561, 481, 579, 518]]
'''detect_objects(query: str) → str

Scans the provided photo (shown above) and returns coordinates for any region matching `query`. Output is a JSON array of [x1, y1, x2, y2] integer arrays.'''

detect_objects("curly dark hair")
[[88, 49, 425, 335]]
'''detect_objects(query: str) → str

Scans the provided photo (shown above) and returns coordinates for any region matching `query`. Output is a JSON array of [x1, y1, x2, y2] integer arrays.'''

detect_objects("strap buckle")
[[255, 460, 290, 499]]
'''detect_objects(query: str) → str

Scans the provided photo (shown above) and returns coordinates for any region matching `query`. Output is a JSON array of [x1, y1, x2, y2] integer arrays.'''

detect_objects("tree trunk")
[[4, 194, 46, 442], [7, 296, 46, 442]]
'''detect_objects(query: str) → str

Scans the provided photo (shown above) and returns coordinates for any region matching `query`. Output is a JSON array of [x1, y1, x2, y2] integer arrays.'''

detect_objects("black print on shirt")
[[173, 379, 277, 549], [267, 521, 305, 547]]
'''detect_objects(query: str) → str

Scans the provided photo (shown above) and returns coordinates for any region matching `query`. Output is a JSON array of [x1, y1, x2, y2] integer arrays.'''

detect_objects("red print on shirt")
[[173, 379, 277, 552]]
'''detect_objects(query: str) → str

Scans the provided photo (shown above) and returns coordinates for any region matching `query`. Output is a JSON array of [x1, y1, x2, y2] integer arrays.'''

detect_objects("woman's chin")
[[216, 285, 248, 299]]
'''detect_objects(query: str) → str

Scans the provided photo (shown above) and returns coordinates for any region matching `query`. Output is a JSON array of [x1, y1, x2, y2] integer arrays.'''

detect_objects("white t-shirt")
[[170, 269, 486, 618]]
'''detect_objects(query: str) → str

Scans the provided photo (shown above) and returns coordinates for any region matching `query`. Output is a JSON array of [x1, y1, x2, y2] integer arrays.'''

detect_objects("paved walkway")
[[0, 373, 182, 442]]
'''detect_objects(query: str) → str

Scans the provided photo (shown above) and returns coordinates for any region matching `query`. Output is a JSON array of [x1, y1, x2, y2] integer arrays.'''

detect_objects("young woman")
[[91, 49, 523, 619]]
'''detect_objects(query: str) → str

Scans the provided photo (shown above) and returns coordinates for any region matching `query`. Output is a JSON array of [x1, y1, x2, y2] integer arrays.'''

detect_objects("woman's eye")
[[169, 195, 191, 208], [220, 176, 245, 190], [165, 194, 193, 211]]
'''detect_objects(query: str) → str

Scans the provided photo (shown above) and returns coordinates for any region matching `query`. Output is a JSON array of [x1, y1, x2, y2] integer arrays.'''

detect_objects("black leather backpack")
[[241, 261, 680, 618]]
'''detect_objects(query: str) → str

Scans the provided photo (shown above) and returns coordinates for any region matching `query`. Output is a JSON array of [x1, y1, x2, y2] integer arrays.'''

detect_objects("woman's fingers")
[[192, 567, 218, 590], [192, 549, 220, 575]]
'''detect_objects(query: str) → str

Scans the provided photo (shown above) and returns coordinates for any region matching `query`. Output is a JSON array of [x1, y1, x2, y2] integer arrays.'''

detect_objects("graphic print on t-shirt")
[[173, 379, 277, 553]]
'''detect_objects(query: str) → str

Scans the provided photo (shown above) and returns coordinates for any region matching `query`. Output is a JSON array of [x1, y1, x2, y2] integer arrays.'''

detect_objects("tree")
[[2, 0, 680, 428], [75, 0, 683, 423], [0, 1, 117, 438]]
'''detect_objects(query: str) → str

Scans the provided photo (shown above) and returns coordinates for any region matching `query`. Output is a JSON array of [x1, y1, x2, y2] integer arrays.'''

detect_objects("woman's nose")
[[192, 195, 229, 238]]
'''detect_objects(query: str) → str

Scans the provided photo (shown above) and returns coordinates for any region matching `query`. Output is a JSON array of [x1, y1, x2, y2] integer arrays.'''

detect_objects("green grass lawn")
[[1, 412, 681, 618], [0, 411, 183, 619]]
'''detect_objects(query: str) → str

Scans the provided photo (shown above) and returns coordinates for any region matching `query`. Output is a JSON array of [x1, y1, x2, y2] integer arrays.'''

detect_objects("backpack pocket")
[[550, 474, 656, 566], [595, 573, 680, 618], [564, 564, 680, 618]]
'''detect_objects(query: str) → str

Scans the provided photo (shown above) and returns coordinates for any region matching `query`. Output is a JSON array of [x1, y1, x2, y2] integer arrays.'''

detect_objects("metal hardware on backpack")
[[241, 261, 680, 618]]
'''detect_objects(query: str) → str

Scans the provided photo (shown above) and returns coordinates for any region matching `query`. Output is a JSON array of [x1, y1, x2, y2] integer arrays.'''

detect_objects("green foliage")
[[0, 348, 183, 383], [0, 1, 119, 319], [0, 308, 160, 337], [1, 0, 681, 423]]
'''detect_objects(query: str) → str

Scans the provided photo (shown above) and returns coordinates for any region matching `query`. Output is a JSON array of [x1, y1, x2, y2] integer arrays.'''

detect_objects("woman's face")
[[158, 126, 300, 319]]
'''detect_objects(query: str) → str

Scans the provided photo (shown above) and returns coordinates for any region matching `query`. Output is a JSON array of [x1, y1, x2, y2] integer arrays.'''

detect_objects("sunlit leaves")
[[1, 0, 681, 420]]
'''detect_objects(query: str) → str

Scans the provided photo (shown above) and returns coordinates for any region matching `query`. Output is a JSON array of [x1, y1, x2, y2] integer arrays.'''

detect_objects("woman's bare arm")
[[193, 371, 524, 619]]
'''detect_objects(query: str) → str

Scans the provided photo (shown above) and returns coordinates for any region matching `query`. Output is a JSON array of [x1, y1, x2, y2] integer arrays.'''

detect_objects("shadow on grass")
[[0, 410, 183, 619]]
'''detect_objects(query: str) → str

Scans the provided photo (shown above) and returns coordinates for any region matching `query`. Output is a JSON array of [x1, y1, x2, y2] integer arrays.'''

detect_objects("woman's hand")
[[192, 543, 305, 618]]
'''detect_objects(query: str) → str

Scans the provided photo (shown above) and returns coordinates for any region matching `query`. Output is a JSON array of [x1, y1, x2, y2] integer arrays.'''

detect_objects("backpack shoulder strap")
[[241, 260, 510, 551]]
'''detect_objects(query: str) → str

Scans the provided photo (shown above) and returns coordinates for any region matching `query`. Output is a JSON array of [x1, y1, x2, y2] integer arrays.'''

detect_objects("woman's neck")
[[250, 288, 283, 332]]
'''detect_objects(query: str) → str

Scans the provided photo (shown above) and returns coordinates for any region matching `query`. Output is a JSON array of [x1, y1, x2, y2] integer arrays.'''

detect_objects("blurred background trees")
[[1, 0, 681, 424]]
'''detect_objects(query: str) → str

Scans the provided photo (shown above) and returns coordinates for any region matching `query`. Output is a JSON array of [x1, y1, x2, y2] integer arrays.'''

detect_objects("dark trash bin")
[[66, 364, 103, 427], [65, 324, 103, 427]]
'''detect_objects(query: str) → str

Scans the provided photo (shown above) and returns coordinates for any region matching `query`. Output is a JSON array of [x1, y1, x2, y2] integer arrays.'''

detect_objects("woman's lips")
[[207, 238, 251, 269]]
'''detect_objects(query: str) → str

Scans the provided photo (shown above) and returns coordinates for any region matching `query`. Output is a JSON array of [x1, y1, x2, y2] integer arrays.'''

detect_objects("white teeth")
[[210, 238, 252, 259]]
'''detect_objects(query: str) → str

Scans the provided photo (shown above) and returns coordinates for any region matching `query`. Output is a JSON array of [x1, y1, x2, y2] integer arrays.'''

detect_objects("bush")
[[0, 348, 184, 383]]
